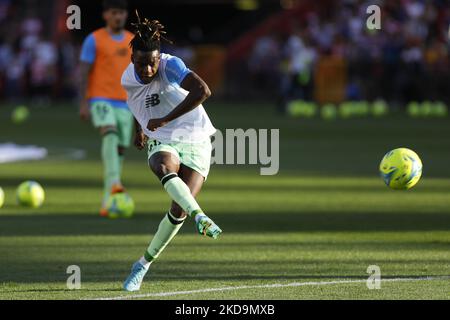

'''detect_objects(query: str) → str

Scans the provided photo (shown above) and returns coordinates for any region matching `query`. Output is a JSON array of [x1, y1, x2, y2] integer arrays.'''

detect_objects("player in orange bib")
[[79, 0, 135, 217]]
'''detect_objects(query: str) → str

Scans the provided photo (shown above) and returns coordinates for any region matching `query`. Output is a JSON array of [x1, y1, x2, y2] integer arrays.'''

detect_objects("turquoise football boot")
[[196, 215, 222, 239], [123, 261, 148, 292]]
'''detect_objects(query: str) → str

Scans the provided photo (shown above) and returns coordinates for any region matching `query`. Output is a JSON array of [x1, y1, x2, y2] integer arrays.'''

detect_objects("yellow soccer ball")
[[321, 103, 338, 120], [107, 193, 135, 219], [16, 181, 45, 208], [11, 105, 30, 124], [0, 187, 4, 208], [379, 148, 423, 190]]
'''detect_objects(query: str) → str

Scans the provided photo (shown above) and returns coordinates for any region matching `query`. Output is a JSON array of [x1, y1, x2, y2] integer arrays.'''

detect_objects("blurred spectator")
[[56, 35, 78, 99], [248, 33, 281, 94], [29, 36, 57, 104], [0, 0, 11, 23], [165, 40, 195, 66], [244, 0, 450, 107], [3, 41, 26, 102], [278, 30, 317, 112]]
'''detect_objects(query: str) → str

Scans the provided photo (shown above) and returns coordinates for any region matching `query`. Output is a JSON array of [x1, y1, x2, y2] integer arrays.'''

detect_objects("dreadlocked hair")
[[130, 10, 172, 52]]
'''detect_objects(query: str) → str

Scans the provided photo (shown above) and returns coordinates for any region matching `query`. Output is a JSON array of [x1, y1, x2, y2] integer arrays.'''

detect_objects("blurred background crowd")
[[0, 0, 449, 110], [0, 0, 77, 104]]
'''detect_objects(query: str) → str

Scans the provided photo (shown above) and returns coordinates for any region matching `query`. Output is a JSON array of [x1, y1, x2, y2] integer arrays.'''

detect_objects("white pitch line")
[[91, 276, 449, 300]]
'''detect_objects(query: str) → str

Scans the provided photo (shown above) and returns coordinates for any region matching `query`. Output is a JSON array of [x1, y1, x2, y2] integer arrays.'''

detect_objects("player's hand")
[[147, 118, 168, 132], [79, 101, 90, 121], [134, 130, 148, 151]]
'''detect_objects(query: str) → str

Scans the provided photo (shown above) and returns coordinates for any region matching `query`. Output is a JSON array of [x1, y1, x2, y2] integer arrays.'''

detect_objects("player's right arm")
[[79, 34, 96, 121]]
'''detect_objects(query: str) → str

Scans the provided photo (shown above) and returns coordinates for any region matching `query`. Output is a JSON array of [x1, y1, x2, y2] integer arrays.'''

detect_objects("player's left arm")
[[147, 59, 211, 131], [134, 117, 148, 150]]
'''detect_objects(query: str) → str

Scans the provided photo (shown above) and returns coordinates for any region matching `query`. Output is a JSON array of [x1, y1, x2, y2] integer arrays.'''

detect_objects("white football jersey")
[[121, 53, 216, 143]]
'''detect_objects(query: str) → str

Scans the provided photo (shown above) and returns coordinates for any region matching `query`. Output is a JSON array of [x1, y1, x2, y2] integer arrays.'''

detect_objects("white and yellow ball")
[[107, 193, 135, 219], [379, 148, 423, 190], [11, 105, 30, 124], [0, 187, 4, 208], [16, 181, 45, 208]]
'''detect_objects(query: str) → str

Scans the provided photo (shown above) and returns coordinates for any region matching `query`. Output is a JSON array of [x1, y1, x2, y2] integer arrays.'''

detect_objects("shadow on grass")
[[0, 177, 155, 190], [2, 176, 450, 193], [2, 288, 123, 294], [0, 211, 449, 237], [1, 258, 448, 284]]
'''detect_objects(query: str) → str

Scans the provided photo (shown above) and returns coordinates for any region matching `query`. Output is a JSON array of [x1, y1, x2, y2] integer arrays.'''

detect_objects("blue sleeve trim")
[[80, 34, 96, 64], [165, 56, 191, 85], [89, 98, 128, 109]]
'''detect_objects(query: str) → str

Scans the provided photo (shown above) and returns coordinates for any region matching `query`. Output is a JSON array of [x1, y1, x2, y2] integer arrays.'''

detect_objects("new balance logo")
[[145, 94, 160, 108]]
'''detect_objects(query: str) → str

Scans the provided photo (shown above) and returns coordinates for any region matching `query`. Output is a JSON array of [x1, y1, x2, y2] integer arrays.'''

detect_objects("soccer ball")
[[0, 187, 4, 208], [432, 102, 448, 117], [407, 101, 421, 117], [321, 103, 337, 120], [11, 105, 30, 124], [379, 148, 423, 190], [16, 181, 45, 208], [106, 193, 135, 219], [371, 99, 388, 117], [339, 102, 352, 118]]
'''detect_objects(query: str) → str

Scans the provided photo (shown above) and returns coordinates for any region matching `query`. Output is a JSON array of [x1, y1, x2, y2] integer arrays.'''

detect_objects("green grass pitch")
[[0, 102, 449, 300]]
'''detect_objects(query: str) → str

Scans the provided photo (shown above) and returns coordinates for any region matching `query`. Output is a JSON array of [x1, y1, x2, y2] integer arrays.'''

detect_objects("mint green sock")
[[102, 133, 120, 204], [144, 212, 185, 261], [161, 174, 203, 217]]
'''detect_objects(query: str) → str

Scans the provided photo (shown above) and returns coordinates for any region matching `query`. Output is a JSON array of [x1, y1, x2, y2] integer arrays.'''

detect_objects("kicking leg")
[[123, 151, 182, 292], [141, 164, 209, 267], [151, 153, 222, 238], [149, 152, 204, 218], [140, 163, 221, 266], [172, 165, 222, 239], [123, 155, 221, 292], [168, 163, 205, 220]]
